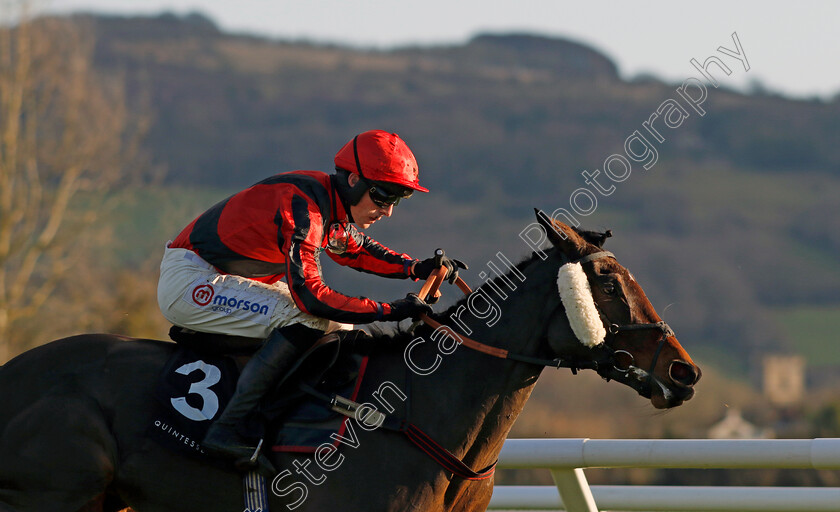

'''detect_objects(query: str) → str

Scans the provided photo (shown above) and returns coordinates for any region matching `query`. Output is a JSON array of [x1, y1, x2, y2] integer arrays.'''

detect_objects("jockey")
[[157, 129, 466, 467]]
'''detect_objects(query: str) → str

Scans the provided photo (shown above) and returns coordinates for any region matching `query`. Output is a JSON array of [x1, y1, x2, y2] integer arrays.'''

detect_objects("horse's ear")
[[534, 209, 588, 257]]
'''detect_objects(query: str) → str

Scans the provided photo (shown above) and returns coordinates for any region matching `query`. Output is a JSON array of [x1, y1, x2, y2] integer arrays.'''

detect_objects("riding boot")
[[202, 324, 322, 470]]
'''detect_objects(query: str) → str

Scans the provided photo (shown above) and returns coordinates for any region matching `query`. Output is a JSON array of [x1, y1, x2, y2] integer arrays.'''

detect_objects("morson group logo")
[[192, 284, 215, 306], [212, 295, 270, 316], [184, 279, 275, 326]]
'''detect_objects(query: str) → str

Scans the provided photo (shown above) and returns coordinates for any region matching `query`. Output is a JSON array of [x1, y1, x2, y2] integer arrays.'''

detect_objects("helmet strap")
[[333, 169, 368, 215], [335, 136, 370, 210], [352, 135, 365, 178]]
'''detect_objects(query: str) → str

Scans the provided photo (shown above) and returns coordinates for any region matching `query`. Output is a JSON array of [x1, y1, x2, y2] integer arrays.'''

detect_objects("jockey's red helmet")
[[334, 130, 429, 193]]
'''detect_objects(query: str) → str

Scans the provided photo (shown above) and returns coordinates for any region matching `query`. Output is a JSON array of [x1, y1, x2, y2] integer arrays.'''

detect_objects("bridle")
[[565, 251, 675, 396], [418, 250, 675, 397]]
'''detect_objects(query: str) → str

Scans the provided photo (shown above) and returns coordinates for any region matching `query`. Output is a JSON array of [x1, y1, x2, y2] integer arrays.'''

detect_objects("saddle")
[[148, 327, 376, 463]]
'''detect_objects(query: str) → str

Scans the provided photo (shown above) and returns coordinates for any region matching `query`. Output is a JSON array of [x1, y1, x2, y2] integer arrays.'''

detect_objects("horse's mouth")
[[650, 376, 696, 409], [600, 364, 698, 409], [648, 358, 701, 409], [655, 359, 701, 408]]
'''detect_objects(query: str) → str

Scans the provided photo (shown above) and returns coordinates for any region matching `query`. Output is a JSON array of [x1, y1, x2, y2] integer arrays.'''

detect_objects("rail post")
[[550, 468, 597, 512]]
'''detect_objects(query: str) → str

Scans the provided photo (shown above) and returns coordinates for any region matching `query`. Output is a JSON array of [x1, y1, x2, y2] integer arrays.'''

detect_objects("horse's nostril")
[[669, 361, 698, 387]]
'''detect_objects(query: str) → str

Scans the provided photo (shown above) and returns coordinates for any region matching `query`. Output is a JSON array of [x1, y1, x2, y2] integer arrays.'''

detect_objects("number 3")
[[170, 360, 221, 421]]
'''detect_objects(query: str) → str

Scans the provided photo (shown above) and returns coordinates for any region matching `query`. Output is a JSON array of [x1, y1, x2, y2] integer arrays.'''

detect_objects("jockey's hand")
[[385, 293, 433, 321], [412, 255, 469, 284]]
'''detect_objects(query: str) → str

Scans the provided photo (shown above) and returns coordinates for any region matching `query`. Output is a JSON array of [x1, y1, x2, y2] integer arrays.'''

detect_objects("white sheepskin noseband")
[[557, 262, 606, 347]]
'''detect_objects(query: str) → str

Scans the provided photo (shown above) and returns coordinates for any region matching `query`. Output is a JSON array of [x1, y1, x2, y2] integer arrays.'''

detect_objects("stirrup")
[[233, 438, 276, 475], [249, 439, 264, 465]]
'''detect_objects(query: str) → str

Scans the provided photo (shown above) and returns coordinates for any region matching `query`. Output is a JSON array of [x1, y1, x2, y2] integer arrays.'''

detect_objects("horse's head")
[[535, 210, 701, 409]]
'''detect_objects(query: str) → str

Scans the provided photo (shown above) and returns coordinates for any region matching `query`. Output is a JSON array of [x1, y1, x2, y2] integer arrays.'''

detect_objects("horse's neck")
[[410, 254, 560, 471]]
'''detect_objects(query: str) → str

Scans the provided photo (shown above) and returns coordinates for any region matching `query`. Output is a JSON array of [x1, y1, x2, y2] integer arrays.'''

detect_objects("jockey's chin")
[[356, 214, 386, 229], [351, 200, 394, 230]]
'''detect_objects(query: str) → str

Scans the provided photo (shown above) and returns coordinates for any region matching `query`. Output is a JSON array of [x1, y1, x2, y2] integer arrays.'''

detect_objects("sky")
[[40, 0, 840, 100]]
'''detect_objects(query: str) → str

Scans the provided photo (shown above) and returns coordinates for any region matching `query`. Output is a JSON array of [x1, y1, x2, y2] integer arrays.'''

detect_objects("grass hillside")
[[776, 306, 840, 367]]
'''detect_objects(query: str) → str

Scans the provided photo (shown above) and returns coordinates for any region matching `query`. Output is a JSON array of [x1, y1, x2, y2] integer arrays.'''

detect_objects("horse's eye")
[[603, 282, 617, 295]]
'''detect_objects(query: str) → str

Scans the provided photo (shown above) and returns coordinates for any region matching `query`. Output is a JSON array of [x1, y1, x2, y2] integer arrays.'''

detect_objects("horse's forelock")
[[572, 227, 612, 249]]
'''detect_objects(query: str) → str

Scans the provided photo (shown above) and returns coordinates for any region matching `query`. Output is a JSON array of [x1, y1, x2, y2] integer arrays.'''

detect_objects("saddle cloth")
[[147, 331, 371, 461]]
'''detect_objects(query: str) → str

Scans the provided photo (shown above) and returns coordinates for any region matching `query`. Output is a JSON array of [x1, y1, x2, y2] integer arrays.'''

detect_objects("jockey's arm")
[[326, 223, 417, 280], [280, 195, 394, 324]]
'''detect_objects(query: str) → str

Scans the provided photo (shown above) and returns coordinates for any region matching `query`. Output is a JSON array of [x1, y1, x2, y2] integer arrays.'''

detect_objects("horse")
[[0, 212, 700, 512]]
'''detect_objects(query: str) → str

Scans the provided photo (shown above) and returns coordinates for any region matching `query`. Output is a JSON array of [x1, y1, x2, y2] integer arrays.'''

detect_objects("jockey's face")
[[347, 173, 395, 229]]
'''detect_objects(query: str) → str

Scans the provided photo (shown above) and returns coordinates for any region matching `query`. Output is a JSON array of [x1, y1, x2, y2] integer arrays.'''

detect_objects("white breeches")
[[158, 246, 349, 339]]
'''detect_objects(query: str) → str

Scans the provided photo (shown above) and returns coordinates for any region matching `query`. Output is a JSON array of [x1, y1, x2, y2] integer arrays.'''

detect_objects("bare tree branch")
[[0, 5, 144, 362]]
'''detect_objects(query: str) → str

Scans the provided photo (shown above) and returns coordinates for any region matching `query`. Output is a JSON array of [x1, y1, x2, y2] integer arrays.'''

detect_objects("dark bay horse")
[[0, 212, 700, 511]]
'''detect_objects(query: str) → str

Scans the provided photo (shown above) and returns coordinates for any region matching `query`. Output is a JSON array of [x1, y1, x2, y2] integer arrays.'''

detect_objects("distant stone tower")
[[762, 355, 805, 407]]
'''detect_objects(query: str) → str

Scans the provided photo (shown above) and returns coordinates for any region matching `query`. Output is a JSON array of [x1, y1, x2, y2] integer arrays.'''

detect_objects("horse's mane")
[[436, 225, 612, 321], [438, 253, 537, 321], [348, 324, 416, 355]]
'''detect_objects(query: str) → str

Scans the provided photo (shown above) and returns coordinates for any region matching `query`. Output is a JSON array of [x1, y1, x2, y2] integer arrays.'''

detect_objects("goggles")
[[365, 179, 413, 209]]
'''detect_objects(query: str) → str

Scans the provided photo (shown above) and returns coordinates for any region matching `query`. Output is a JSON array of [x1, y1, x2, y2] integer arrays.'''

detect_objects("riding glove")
[[411, 255, 469, 284], [385, 293, 433, 321]]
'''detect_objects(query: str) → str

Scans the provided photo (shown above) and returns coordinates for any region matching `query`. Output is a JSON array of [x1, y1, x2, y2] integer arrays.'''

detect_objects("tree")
[[0, 5, 145, 362]]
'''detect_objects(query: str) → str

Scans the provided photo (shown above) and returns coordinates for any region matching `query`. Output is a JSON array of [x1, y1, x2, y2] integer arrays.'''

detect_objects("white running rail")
[[487, 438, 840, 511]]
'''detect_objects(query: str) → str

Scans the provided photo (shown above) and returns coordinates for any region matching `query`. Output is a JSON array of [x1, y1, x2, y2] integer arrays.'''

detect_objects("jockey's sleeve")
[[282, 194, 391, 323], [326, 223, 415, 279]]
